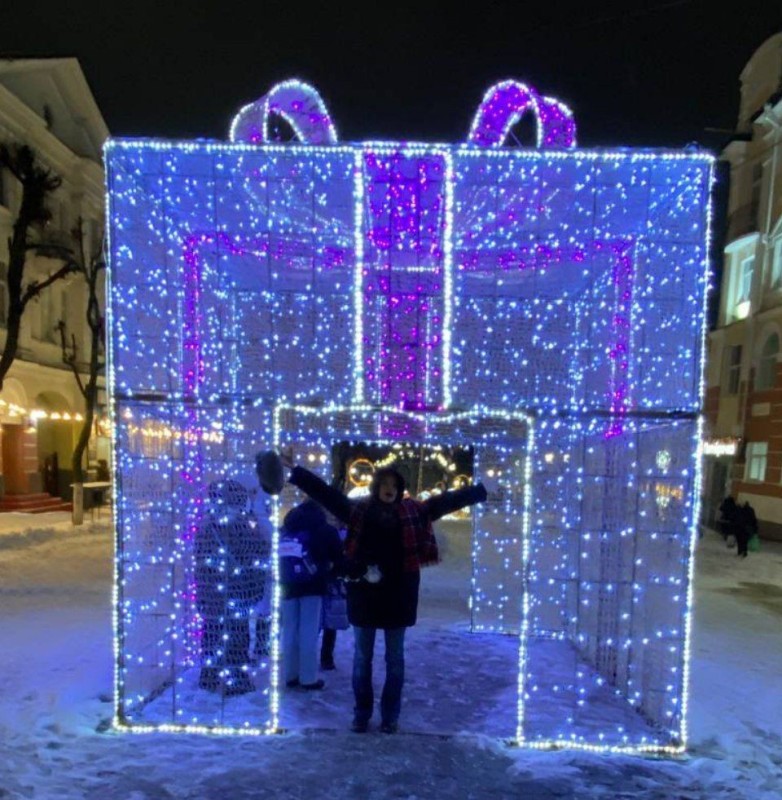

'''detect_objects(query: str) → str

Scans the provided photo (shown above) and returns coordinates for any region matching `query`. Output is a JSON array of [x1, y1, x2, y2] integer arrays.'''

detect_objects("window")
[[745, 442, 768, 482], [756, 333, 779, 390], [36, 289, 60, 343], [732, 254, 755, 319], [60, 289, 68, 335], [739, 255, 754, 302], [772, 236, 782, 289], [724, 344, 742, 395]]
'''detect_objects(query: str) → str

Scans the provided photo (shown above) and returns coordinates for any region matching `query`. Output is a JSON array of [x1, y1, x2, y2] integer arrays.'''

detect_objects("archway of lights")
[[106, 78, 714, 752]]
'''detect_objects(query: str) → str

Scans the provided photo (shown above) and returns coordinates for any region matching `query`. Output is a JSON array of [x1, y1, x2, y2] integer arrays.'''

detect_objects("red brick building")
[[704, 33, 782, 540]]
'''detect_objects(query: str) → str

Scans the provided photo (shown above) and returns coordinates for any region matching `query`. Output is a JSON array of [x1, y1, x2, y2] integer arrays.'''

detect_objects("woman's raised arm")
[[422, 483, 488, 522], [288, 466, 352, 523]]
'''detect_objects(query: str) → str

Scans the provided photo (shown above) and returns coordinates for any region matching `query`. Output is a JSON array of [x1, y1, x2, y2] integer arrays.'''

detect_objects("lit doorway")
[[273, 404, 531, 737]]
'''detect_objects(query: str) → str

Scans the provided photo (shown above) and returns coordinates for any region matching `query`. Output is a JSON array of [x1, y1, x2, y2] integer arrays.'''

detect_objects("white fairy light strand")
[[105, 120, 714, 752]]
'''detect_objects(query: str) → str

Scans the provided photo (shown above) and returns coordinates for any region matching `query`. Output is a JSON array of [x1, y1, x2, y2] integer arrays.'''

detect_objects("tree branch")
[[57, 320, 86, 398], [22, 262, 76, 308]]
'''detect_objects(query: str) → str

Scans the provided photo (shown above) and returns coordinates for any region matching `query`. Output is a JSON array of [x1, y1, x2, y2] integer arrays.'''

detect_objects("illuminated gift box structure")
[[106, 80, 713, 752]]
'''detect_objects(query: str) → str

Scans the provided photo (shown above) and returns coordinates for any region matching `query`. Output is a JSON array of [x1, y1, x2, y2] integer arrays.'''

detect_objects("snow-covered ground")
[[0, 515, 780, 799]]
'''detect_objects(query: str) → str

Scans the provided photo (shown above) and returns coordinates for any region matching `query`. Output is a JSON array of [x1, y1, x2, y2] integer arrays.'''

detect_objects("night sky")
[[1, 1, 780, 150]]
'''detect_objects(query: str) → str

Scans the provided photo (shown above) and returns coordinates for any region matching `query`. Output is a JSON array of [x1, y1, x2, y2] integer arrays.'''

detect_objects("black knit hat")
[[255, 450, 285, 495]]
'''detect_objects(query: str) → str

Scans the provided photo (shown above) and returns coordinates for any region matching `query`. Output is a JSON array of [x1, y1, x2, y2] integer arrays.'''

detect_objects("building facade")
[[705, 33, 782, 539], [0, 58, 108, 503]]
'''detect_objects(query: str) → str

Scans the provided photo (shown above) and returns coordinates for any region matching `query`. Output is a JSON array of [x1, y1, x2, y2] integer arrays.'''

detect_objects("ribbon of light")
[[229, 79, 338, 144], [467, 80, 577, 148], [230, 78, 575, 148]]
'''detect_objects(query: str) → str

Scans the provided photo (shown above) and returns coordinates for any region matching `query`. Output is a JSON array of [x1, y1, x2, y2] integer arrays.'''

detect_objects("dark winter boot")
[[380, 721, 398, 734]]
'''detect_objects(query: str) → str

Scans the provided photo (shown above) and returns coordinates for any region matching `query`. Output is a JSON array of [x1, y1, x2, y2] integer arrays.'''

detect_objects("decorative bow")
[[230, 79, 576, 148]]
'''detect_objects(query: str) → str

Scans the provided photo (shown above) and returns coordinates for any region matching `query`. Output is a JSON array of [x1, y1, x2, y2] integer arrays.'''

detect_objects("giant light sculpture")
[[107, 78, 713, 752]]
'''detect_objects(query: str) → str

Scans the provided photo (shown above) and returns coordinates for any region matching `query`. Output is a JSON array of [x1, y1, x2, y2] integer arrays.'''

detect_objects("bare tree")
[[0, 144, 76, 390], [58, 218, 105, 524]]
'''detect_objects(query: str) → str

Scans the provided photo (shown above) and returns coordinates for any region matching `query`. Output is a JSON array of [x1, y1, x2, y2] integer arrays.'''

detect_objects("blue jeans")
[[281, 595, 322, 685], [352, 626, 406, 725]]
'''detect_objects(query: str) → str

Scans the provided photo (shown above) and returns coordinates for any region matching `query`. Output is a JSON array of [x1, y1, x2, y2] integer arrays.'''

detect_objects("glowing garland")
[[441, 150, 455, 407], [467, 80, 577, 148], [106, 79, 714, 752], [229, 79, 338, 145], [0, 400, 85, 421], [680, 161, 716, 748], [269, 403, 531, 734], [353, 148, 365, 402]]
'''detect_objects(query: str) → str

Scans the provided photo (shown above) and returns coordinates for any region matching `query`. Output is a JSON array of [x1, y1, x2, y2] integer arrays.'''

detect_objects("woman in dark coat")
[[735, 501, 758, 558], [718, 495, 739, 544], [287, 463, 487, 733]]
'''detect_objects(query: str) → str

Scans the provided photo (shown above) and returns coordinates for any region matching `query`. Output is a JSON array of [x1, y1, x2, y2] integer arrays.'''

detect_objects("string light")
[[229, 79, 338, 145], [0, 399, 85, 422], [106, 79, 713, 752], [272, 403, 531, 732], [467, 80, 577, 148]]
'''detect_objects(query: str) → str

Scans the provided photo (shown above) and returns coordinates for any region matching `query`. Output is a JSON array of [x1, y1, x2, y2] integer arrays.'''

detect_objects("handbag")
[[323, 582, 349, 630]]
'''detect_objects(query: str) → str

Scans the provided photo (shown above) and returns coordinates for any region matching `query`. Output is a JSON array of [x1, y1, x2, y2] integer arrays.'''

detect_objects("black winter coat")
[[289, 467, 486, 629]]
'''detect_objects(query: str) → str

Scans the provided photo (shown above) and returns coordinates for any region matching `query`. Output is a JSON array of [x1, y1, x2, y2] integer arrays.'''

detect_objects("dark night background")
[[0, 1, 780, 149]]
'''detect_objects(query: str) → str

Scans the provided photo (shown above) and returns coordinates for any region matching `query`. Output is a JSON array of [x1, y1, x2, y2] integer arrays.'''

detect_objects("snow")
[[1, 515, 781, 799]]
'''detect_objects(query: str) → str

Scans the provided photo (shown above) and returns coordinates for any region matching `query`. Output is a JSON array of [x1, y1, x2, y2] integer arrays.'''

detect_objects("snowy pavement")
[[0, 517, 781, 799]]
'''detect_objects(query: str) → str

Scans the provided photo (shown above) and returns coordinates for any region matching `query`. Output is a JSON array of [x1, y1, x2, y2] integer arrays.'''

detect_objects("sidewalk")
[[0, 510, 74, 533], [0, 511, 114, 551], [697, 524, 782, 611], [698, 524, 782, 593]]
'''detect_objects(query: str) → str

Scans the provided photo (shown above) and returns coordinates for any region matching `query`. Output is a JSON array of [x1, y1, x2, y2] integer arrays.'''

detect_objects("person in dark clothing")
[[285, 461, 488, 734], [718, 495, 739, 545], [279, 499, 343, 690], [195, 479, 269, 696], [735, 501, 759, 558]]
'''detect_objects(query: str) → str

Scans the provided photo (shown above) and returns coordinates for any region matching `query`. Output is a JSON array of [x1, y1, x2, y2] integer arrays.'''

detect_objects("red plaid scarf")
[[346, 498, 439, 573]]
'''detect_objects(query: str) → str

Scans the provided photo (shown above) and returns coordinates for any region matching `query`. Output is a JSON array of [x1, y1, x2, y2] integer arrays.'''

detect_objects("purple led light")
[[361, 150, 447, 409], [604, 240, 635, 439], [468, 80, 577, 148]]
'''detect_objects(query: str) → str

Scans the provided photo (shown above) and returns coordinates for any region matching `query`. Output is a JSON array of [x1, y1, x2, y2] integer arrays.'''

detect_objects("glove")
[[365, 565, 382, 584]]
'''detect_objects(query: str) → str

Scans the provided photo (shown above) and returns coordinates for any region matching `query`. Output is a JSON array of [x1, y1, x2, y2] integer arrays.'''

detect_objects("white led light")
[[229, 79, 338, 145], [106, 128, 714, 752], [353, 148, 365, 402]]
